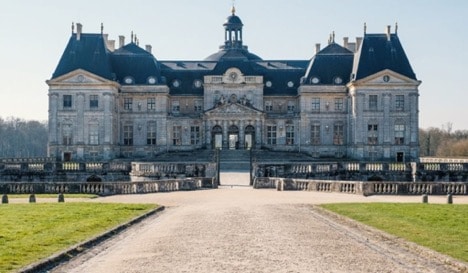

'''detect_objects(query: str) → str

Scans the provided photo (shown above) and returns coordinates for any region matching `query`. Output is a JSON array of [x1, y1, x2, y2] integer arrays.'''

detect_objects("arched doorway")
[[212, 125, 223, 149], [228, 125, 239, 150], [245, 125, 255, 149]]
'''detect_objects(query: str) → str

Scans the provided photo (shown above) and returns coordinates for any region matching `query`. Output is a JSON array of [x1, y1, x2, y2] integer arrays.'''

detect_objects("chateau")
[[47, 8, 420, 162]]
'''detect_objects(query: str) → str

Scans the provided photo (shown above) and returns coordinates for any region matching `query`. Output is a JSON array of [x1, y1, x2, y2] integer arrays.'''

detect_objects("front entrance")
[[245, 125, 255, 149], [228, 125, 239, 150], [396, 152, 404, 162], [212, 125, 223, 149]]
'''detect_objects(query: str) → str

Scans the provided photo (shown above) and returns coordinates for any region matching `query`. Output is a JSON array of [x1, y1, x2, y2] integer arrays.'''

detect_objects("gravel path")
[[50, 181, 468, 273]]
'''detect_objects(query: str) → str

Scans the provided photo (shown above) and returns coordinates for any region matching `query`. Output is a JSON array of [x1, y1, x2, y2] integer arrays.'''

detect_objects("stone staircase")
[[219, 150, 251, 171]]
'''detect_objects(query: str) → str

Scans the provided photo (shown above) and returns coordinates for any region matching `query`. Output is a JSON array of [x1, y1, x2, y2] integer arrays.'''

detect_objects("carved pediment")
[[205, 102, 263, 116], [47, 69, 117, 86], [352, 69, 421, 87]]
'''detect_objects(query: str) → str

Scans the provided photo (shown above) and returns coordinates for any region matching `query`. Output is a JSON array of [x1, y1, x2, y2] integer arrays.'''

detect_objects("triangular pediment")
[[47, 69, 117, 86], [351, 69, 421, 87], [205, 102, 263, 116]]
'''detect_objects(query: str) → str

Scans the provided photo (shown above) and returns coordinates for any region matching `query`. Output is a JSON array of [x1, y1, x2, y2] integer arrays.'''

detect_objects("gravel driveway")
[[50, 182, 468, 273]]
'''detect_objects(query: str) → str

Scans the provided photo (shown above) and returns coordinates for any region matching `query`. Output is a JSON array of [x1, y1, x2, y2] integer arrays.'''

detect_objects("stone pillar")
[[383, 93, 391, 144], [222, 120, 228, 149], [48, 93, 59, 144], [205, 120, 211, 147], [239, 120, 245, 149], [255, 119, 262, 147], [76, 92, 85, 144], [103, 92, 112, 144]]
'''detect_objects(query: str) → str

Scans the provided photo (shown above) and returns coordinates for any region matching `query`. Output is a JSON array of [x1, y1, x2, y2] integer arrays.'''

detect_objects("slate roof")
[[304, 43, 354, 85], [352, 34, 417, 80], [52, 33, 113, 80]]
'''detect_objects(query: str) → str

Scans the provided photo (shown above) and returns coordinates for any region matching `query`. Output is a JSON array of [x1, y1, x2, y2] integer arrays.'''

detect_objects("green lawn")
[[320, 203, 468, 262], [0, 203, 158, 272]]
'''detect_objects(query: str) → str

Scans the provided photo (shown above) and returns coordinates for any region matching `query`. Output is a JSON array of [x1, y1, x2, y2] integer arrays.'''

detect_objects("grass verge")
[[320, 203, 468, 263], [0, 203, 157, 272]]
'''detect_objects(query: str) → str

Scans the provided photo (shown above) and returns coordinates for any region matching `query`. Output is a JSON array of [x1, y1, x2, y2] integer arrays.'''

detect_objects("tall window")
[[89, 95, 99, 109], [190, 126, 200, 145], [62, 124, 72, 145], [333, 124, 344, 145], [334, 98, 343, 111], [123, 125, 133, 145], [194, 100, 203, 112], [394, 124, 405, 145], [311, 98, 320, 111], [369, 95, 378, 111], [89, 124, 99, 145], [172, 101, 180, 113], [147, 121, 156, 145], [63, 95, 72, 108], [311, 124, 321, 144], [265, 101, 273, 112], [267, 126, 277, 145], [173, 126, 182, 145], [124, 98, 133, 111], [286, 125, 294, 145], [395, 95, 404, 111], [368, 124, 378, 145], [147, 98, 156, 111], [287, 101, 295, 113]]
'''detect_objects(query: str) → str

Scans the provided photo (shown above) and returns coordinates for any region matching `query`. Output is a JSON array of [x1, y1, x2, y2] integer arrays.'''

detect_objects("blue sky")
[[0, 0, 467, 129]]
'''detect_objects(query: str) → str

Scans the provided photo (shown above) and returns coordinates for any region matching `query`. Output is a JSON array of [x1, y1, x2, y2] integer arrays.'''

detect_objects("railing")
[[0, 177, 216, 196], [253, 177, 468, 196]]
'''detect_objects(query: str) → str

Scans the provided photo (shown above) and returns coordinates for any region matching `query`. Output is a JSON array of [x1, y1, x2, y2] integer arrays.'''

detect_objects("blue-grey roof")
[[304, 43, 354, 85], [52, 33, 113, 80], [353, 33, 417, 80]]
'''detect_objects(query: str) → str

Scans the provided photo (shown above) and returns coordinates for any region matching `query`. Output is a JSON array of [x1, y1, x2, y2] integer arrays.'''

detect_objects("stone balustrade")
[[0, 177, 215, 196], [254, 177, 468, 196]]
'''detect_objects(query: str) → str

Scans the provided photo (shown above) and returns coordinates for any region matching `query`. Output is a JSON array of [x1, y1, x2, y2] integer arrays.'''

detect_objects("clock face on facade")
[[229, 72, 238, 81]]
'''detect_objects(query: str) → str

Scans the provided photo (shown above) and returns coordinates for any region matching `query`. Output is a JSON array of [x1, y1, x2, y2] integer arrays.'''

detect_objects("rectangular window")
[[63, 95, 72, 108], [190, 126, 200, 145], [334, 98, 343, 111], [62, 124, 72, 145], [194, 100, 203, 112], [394, 124, 405, 145], [147, 122, 156, 145], [369, 95, 378, 111], [124, 98, 133, 111], [368, 124, 378, 145], [333, 124, 344, 145], [311, 124, 321, 144], [123, 125, 133, 145], [286, 125, 294, 145], [395, 95, 404, 111], [172, 101, 180, 113], [265, 101, 273, 112], [89, 124, 99, 145], [89, 95, 99, 109], [287, 101, 295, 113], [147, 98, 156, 111], [173, 126, 182, 145], [311, 98, 320, 111], [267, 126, 277, 145]]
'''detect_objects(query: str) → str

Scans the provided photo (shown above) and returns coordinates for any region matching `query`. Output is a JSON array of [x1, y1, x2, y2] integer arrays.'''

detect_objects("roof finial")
[[101, 22, 104, 34], [332, 31, 335, 43], [364, 22, 367, 34], [395, 22, 398, 34], [72, 22, 75, 34], [231, 0, 236, 14], [131, 31, 134, 43]]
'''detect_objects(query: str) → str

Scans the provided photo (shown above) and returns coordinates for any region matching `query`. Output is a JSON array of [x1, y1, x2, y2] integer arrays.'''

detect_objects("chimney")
[[145, 44, 152, 54], [119, 35, 125, 48], [347, 42, 356, 52], [386, 25, 391, 41], [356, 37, 363, 51], [343, 37, 349, 49], [107, 40, 115, 51], [76, 23, 82, 41], [315, 43, 321, 54]]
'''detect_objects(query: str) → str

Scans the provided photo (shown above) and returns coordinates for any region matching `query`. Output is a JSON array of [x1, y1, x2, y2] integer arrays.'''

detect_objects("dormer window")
[[147, 76, 157, 85], [311, 77, 320, 84], [333, 77, 343, 84], [124, 76, 134, 84]]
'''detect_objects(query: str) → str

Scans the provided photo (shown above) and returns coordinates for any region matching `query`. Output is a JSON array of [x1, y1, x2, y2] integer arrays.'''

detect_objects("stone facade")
[[47, 9, 421, 162]]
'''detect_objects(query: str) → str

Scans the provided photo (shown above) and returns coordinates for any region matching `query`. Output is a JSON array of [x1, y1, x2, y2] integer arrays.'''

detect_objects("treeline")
[[0, 117, 48, 158], [419, 125, 468, 157]]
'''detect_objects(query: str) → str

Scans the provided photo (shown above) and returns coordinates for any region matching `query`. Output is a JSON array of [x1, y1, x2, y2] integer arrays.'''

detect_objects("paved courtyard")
[[50, 174, 468, 273]]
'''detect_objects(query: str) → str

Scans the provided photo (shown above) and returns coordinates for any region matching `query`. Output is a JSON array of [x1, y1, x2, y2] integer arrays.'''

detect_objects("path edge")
[[18, 206, 166, 273]]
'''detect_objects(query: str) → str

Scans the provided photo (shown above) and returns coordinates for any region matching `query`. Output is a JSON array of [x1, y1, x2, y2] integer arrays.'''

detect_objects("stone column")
[[48, 93, 59, 144], [383, 93, 391, 144], [255, 119, 262, 146], [239, 120, 245, 149], [103, 92, 112, 144], [76, 92, 85, 144], [222, 120, 228, 149]]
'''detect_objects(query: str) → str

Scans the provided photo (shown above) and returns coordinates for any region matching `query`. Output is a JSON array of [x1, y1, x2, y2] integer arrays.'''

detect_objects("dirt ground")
[[48, 174, 468, 273]]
